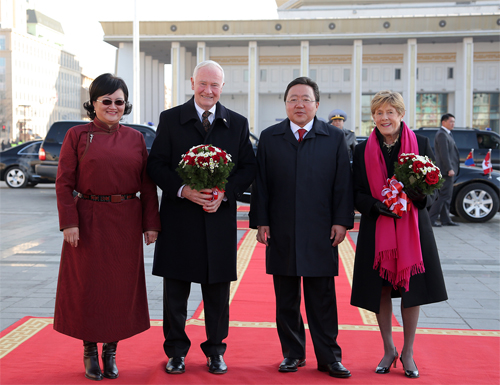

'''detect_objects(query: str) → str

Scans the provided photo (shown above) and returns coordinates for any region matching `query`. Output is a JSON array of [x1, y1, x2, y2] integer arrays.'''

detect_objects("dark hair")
[[441, 113, 455, 124], [83, 73, 132, 120], [283, 77, 320, 103]]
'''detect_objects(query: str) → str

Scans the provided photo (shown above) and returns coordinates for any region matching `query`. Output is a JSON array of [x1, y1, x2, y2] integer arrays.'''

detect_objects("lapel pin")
[[223, 118, 227, 123]]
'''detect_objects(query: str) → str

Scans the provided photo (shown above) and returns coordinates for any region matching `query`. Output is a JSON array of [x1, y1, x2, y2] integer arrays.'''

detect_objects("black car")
[[451, 166, 500, 223], [36, 120, 157, 181], [414, 127, 500, 170], [0, 141, 54, 188]]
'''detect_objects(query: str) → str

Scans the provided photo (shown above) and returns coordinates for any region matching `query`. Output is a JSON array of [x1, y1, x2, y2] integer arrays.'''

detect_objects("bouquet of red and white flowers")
[[176, 144, 234, 193], [394, 153, 444, 195]]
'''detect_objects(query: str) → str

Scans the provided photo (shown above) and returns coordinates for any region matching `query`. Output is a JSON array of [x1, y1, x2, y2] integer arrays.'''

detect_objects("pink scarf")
[[365, 122, 424, 292]]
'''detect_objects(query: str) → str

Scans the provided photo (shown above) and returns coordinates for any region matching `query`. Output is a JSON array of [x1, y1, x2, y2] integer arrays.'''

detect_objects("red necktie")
[[202, 111, 212, 132], [298, 128, 307, 143]]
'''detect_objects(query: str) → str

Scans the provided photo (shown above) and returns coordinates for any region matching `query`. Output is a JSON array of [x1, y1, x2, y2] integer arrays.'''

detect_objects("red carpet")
[[1, 229, 499, 385]]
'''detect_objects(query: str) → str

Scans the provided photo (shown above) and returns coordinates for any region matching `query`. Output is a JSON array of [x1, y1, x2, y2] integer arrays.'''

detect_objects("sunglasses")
[[96, 99, 126, 106]]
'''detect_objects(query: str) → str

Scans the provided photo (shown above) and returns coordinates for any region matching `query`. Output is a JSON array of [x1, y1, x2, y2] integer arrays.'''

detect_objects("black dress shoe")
[[443, 221, 460, 226], [207, 355, 227, 374], [166, 357, 185, 374], [431, 222, 442, 227], [400, 355, 419, 378], [278, 357, 306, 372], [318, 362, 351, 378]]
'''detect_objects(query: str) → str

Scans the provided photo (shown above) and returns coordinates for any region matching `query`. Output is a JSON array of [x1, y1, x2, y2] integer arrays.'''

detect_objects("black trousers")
[[162, 278, 230, 358], [273, 275, 342, 365], [429, 174, 454, 224]]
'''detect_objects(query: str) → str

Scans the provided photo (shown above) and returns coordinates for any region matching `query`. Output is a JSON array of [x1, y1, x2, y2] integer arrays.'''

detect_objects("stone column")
[[248, 41, 258, 134], [462, 37, 474, 128], [406, 39, 417, 129], [300, 41, 309, 77], [171, 42, 181, 107], [351, 40, 363, 135], [197, 42, 206, 64]]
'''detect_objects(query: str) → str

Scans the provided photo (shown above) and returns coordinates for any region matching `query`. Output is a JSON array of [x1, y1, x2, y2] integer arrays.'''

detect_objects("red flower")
[[412, 160, 425, 173], [425, 170, 440, 185]]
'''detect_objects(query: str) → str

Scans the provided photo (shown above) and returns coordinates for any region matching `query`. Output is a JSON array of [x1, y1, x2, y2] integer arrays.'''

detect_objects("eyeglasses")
[[96, 99, 126, 106], [285, 99, 316, 105]]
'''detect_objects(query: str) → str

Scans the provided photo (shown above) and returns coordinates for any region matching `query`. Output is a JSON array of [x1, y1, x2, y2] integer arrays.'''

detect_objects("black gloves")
[[372, 201, 402, 219], [405, 186, 426, 202]]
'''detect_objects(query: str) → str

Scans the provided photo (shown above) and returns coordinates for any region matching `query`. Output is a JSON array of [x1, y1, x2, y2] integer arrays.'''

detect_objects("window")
[[416, 93, 448, 128], [260, 69, 267, 82], [395, 68, 401, 80], [343, 69, 350, 81], [361, 94, 376, 136], [0, 36, 5, 50], [473, 93, 499, 133], [243, 69, 249, 82], [293, 69, 300, 79], [447, 67, 454, 79], [309, 69, 317, 81], [362, 68, 367, 81]]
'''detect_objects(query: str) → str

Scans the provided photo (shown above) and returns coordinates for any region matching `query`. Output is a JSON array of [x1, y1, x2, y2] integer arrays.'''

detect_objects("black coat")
[[147, 97, 256, 284], [249, 117, 354, 277], [350, 133, 448, 313]]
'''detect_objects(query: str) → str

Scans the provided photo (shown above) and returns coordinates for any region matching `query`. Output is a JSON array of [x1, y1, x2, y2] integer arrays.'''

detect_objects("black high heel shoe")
[[375, 348, 398, 374], [400, 353, 419, 378]]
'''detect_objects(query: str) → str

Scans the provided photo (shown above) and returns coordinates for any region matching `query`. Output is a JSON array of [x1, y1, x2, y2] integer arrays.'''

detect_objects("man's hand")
[[181, 185, 214, 206], [203, 188, 225, 213], [257, 226, 271, 246], [330, 225, 346, 247], [63, 227, 79, 248], [448, 170, 455, 177]]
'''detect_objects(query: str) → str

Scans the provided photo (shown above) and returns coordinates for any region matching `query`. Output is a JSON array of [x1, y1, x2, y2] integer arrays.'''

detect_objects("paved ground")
[[1, 183, 499, 333]]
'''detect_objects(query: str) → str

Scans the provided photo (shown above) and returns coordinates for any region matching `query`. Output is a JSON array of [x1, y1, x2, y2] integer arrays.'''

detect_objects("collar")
[[441, 126, 451, 134], [194, 102, 216, 122], [93, 117, 120, 133], [290, 119, 314, 135], [180, 97, 230, 128]]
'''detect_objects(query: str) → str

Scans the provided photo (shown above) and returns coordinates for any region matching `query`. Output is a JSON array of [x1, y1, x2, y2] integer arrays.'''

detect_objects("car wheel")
[[455, 183, 500, 223], [5, 166, 29, 188]]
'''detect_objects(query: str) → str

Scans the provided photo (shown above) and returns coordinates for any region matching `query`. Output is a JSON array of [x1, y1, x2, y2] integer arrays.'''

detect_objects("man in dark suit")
[[147, 60, 256, 375], [249, 77, 354, 378], [429, 113, 460, 227]]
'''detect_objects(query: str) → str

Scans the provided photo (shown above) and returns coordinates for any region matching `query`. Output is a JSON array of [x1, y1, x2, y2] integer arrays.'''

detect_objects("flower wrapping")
[[393, 153, 444, 196], [381, 176, 410, 216], [176, 144, 234, 194]]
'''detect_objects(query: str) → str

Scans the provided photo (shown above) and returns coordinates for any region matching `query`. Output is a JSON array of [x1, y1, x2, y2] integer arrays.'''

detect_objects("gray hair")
[[193, 60, 225, 84]]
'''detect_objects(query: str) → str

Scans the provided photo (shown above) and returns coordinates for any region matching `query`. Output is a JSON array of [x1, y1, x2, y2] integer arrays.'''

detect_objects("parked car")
[[414, 127, 500, 170], [36, 121, 157, 181], [451, 166, 500, 223], [0, 141, 54, 188]]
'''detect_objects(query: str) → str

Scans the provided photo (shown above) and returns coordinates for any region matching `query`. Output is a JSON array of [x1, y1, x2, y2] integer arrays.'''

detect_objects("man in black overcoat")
[[249, 77, 354, 378], [147, 60, 256, 375], [428, 113, 460, 227]]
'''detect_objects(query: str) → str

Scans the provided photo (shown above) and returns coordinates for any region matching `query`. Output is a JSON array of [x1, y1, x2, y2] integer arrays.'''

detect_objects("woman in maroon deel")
[[54, 73, 160, 381]]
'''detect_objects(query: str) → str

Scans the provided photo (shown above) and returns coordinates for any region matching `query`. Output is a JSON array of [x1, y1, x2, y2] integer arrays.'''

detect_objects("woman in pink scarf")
[[350, 91, 447, 379]]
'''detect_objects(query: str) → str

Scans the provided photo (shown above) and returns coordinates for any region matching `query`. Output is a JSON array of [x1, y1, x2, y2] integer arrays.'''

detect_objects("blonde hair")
[[370, 90, 406, 116]]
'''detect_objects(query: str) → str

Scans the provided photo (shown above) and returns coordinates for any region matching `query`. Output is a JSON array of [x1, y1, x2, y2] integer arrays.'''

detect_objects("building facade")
[[102, 0, 500, 135], [0, 1, 82, 141]]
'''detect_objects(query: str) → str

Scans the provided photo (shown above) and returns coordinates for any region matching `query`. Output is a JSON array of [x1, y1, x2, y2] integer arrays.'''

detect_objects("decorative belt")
[[77, 193, 137, 203]]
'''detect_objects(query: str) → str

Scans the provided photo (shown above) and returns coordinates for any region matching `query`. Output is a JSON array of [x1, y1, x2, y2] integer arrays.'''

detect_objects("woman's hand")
[[63, 227, 79, 247], [405, 186, 426, 202], [144, 231, 159, 245], [372, 201, 402, 219]]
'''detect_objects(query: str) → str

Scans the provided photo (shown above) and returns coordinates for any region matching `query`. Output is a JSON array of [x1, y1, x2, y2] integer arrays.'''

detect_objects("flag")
[[482, 149, 492, 176], [464, 149, 475, 166]]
